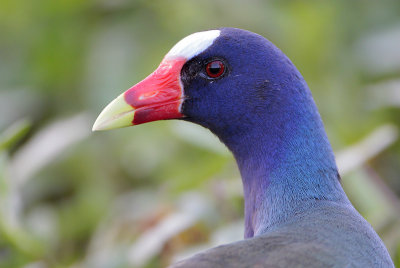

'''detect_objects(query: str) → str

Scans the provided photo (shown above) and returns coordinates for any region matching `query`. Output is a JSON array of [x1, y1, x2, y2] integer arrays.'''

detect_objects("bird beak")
[[92, 57, 186, 131]]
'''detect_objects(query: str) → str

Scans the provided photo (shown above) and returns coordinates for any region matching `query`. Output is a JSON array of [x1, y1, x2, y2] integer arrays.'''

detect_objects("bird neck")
[[220, 86, 349, 238]]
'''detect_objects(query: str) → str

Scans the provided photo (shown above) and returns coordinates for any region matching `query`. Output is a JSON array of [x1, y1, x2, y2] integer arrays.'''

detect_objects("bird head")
[[93, 28, 309, 147]]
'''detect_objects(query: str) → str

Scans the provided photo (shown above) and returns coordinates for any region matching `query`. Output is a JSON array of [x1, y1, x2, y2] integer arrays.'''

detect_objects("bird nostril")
[[139, 91, 158, 100]]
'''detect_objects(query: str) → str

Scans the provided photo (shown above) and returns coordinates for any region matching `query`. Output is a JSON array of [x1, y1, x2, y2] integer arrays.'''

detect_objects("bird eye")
[[205, 60, 225, 78]]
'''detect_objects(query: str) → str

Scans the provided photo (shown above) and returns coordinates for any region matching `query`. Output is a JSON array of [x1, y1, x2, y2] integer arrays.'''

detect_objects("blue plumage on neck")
[[221, 78, 349, 238]]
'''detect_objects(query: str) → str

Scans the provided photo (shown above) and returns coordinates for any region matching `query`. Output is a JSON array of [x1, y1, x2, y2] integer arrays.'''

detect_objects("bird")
[[92, 28, 394, 267]]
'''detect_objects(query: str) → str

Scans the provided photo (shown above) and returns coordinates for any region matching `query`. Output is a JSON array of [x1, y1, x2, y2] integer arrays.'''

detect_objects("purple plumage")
[[175, 29, 393, 267]]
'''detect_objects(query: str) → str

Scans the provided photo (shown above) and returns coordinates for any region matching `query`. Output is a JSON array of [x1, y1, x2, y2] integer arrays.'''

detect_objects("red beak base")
[[125, 57, 186, 125]]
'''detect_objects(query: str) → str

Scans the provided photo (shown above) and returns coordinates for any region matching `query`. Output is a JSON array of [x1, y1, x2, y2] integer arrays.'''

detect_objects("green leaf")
[[0, 119, 31, 152]]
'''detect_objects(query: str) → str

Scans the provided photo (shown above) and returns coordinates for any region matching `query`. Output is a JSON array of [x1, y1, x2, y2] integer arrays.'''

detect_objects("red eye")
[[205, 60, 225, 78]]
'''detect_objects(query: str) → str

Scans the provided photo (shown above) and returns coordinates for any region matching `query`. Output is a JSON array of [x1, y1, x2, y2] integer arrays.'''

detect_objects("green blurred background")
[[1, 0, 400, 267]]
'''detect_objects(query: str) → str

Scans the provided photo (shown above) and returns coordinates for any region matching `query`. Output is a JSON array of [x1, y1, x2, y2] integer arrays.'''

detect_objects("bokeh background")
[[1, 0, 400, 267]]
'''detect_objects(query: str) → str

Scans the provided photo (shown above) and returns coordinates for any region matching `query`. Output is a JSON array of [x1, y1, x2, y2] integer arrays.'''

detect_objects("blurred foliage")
[[1, 0, 400, 267]]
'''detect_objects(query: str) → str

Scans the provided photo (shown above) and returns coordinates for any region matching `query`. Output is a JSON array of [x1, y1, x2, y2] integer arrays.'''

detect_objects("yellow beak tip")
[[92, 121, 104, 132], [92, 94, 136, 132]]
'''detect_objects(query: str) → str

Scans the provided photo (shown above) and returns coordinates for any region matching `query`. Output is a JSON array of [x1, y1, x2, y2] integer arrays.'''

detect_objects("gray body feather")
[[172, 201, 393, 268]]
